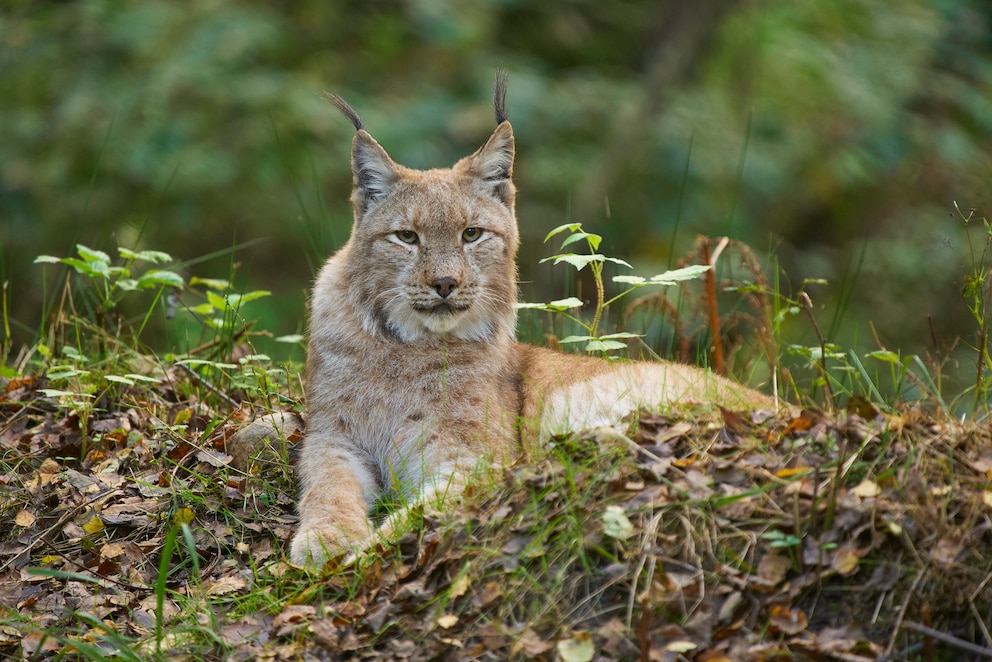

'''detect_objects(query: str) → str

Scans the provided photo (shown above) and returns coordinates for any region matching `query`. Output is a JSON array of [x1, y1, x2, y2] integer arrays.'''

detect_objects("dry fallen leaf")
[[768, 604, 808, 635], [557, 632, 595, 662], [14, 509, 35, 527], [437, 613, 459, 629], [449, 572, 471, 599], [757, 550, 791, 586], [207, 574, 248, 596], [831, 546, 861, 576], [665, 640, 699, 653], [81, 513, 105, 535], [932, 532, 966, 568], [512, 628, 554, 657], [100, 542, 125, 559], [851, 479, 880, 498]]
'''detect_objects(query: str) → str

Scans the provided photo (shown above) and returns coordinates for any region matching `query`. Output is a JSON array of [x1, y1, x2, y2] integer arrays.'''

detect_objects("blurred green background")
[[3, 0, 992, 399]]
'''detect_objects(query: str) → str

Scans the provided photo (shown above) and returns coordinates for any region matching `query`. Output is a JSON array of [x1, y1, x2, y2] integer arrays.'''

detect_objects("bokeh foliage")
[[3, 0, 992, 393]]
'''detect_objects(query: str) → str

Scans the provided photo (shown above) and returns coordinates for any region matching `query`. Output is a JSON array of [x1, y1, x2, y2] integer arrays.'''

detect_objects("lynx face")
[[342, 124, 520, 343]]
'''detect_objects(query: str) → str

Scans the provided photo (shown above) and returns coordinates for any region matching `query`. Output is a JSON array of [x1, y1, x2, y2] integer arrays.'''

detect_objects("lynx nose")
[[433, 277, 458, 298]]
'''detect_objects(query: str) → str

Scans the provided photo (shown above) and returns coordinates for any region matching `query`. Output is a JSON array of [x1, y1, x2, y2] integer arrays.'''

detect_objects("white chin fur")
[[388, 306, 495, 342]]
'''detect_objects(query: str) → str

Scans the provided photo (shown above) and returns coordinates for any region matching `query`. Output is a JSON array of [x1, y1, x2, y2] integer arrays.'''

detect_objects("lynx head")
[[330, 72, 519, 343]]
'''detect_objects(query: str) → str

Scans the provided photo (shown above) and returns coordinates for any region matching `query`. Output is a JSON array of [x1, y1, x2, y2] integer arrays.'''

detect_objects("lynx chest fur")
[[289, 76, 775, 566]]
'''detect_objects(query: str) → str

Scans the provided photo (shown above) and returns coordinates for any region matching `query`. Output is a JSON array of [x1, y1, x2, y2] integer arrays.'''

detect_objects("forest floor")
[[2, 363, 992, 661]]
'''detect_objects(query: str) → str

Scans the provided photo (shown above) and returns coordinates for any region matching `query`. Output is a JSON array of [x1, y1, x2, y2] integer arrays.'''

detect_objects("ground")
[[2, 367, 992, 661]]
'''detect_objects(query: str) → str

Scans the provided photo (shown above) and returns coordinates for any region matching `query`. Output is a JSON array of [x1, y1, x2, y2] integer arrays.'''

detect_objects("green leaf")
[[867, 350, 901, 365], [45, 367, 90, 380], [61, 346, 88, 362], [275, 334, 305, 343], [559, 231, 602, 252], [601, 505, 634, 540], [239, 354, 270, 363], [547, 297, 584, 310], [63, 257, 107, 278], [648, 264, 711, 284], [612, 275, 646, 286], [190, 276, 232, 291], [558, 335, 595, 344], [117, 278, 138, 291], [175, 358, 239, 370], [34, 255, 62, 264], [584, 339, 627, 352], [189, 302, 214, 315], [124, 373, 161, 383], [137, 249, 172, 264], [597, 332, 643, 340], [226, 290, 271, 307], [104, 374, 136, 385], [542, 253, 605, 271], [137, 270, 184, 289], [206, 290, 228, 311], [516, 298, 584, 312], [38, 388, 92, 398], [543, 222, 583, 243], [76, 244, 111, 264], [602, 256, 633, 269]]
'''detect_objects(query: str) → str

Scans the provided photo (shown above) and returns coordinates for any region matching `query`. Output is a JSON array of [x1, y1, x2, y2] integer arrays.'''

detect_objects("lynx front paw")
[[289, 524, 371, 567]]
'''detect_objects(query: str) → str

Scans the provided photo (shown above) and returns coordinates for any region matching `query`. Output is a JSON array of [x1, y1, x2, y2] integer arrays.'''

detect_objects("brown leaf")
[[851, 479, 880, 499], [845, 394, 878, 419], [757, 550, 791, 586], [437, 613, 459, 629], [471, 580, 503, 608], [768, 604, 808, 635], [196, 448, 232, 467], [513, 628, 554, 658], [975, 453, 992, 477], [272, 605, 317, 630], [14, 509, 35, 527], [206, 574, 247, 596], [99, 542, 125, 559], [831, 546, 862, 576], [932, 531, 966, 568], [718, 406, 748, 434]]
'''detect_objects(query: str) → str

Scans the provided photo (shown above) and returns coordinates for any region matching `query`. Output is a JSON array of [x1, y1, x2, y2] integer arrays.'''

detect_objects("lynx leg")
[[290, 439, 377, 567], [375, 456, 470, 541]]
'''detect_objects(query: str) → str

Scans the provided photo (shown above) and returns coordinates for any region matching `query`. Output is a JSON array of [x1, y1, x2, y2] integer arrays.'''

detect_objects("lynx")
[[289, 73, 779, 566]]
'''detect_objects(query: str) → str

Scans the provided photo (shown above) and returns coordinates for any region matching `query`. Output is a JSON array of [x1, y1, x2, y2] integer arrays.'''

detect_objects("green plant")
[[957, 203, 992, 418], [518, 222, 711, 354], [35, 244, 183, 332]]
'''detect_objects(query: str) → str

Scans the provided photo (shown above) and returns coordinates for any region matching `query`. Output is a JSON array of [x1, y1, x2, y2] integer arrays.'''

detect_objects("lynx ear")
[[351, 131, 399, 216], [467, 122, 515, 206]]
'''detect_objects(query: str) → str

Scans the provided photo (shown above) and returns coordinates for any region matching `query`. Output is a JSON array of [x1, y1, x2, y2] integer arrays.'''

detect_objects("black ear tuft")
[[493, 69, 509, 125], [325, 92, 365, 131]]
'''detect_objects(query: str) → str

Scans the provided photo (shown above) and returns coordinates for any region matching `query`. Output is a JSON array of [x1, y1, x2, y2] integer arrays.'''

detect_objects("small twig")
[[0, 489, 123, 573], [187, 321, 256, 356], [970, 569, 992, 648], [175, 362, 240, 409], [702, 237, 729, 374], [881, 565, 928, 660], [898, 621, 992, 659]]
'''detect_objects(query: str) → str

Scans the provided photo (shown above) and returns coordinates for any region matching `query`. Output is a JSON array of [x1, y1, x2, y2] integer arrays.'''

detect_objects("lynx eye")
[[462, 227, 483, 243], [396, 230, 419, 245]]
